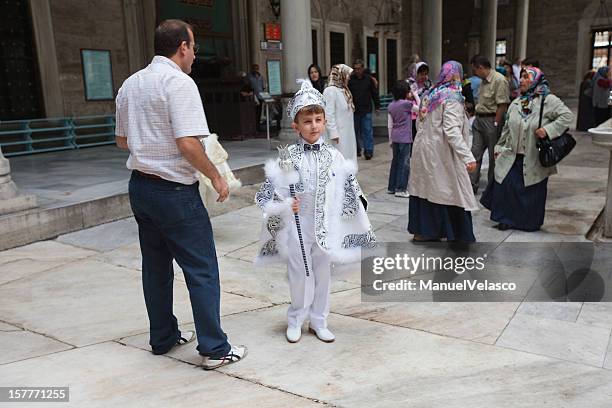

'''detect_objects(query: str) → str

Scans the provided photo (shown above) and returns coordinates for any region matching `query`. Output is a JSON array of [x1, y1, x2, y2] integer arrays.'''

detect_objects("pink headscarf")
[[420, 61, 465, 117]]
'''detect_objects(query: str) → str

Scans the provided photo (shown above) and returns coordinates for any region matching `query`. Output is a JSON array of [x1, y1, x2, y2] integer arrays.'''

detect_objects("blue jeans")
[[354, 112, 374, 154], [387, 142, 412, 192], [128, 172, 230, 358]]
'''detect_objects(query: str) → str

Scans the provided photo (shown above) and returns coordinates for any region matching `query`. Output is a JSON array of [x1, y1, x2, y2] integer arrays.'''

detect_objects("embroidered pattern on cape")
[[341, 229, 377, 249], [260, 239, 278, 257], [314, 144, 333, 249], [288, 144, 305, 193], [342, 175, 359, 218], [255, 179, 275, 208], [260, 215, 283, 257]]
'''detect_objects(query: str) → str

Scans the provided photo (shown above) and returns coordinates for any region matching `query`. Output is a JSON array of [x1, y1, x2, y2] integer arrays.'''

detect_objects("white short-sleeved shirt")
[[115, 56, 210, 184]]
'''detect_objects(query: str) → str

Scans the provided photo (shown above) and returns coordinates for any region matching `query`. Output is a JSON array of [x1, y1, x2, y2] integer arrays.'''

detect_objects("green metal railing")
[[380, 94, 393, 110], [0, 115, 115, 157]]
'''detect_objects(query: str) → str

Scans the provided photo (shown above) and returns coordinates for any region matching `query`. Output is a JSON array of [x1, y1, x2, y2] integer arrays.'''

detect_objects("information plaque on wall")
[[81, 49, 114, 101], [267, 60, 282, 96]]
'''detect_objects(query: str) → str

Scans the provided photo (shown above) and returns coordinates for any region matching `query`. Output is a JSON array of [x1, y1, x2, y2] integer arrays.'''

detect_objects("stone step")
[[0, 164, 266, 251]]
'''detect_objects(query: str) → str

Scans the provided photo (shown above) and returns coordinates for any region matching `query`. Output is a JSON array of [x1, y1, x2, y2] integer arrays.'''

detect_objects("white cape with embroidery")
[[254, 142, 375, 265]]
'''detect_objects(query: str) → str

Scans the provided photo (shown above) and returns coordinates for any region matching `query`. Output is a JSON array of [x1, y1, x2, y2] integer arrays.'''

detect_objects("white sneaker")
[[395, 191, 410, 198], [286, 326, 302, 343], [201, 344, 247, 370], [308, 326, 335, 343]]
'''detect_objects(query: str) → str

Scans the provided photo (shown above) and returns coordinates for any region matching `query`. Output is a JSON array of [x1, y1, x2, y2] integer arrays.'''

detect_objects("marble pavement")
[[1, 132, 612, 407]]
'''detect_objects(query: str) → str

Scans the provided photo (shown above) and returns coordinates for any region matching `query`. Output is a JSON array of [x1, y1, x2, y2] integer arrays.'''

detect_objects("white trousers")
[[286, 209, 331, 330]]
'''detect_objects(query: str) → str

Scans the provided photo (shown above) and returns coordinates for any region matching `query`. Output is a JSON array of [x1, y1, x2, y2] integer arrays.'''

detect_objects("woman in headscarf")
[[577, 70, 596, 131], [308, 64, 325, 93], [480, 67, 573, 231], [591, 66, 611, 126], [408, 61, 478, 242], [407, 62, 432, 140], [323, 63, 358, 166]]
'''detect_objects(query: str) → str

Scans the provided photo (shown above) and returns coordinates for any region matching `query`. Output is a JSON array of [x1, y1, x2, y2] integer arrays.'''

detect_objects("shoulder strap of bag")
[[538, 94, 546, 129]]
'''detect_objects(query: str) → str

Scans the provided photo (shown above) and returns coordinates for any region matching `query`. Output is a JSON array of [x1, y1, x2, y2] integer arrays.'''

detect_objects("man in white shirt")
[[115, 19, 246, 370]]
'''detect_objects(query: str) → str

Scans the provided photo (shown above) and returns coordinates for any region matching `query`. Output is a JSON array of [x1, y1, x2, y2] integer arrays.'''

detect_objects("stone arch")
[[327, 0, 351, 22]]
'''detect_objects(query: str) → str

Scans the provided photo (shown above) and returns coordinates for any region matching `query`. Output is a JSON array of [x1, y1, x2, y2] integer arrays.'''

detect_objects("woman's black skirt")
[[480, 156, 548, 231], [408, 196, 476, 242]]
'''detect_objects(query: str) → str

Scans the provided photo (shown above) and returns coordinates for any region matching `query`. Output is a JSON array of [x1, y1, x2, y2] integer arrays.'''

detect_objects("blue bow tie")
[[303, 144, 320, 151]]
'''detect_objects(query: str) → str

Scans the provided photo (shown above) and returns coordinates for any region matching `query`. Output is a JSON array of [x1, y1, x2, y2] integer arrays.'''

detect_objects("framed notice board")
[[266, 59, 282, 96], [81, 49, 114, 101]]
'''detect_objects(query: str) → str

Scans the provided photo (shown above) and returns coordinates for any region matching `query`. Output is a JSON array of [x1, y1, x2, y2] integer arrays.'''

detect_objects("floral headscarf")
[[519, 66, 550, 118], [327, 64, 354, 111], [419, 60, 465, 118]]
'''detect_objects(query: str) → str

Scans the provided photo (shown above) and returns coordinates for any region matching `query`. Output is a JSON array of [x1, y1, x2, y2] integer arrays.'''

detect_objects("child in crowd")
[[387, 80, 414, 198], [254, 80, 375, 343]]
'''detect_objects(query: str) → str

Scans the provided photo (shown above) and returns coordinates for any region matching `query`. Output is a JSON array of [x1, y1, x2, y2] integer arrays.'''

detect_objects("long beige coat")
[[409, 100, 479, 211]]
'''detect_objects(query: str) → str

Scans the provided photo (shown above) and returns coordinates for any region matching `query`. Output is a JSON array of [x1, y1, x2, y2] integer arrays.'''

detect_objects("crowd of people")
[[303, 53, 574, 242], [578, 65, 612, 130]]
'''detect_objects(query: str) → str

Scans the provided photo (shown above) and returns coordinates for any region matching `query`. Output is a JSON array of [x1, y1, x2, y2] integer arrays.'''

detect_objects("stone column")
[[422, 0, 442, 79], [142, 0, 156, 61], [606, 151, 612, 237], [29, 0, 63, 117], [0, 148, 37, 215], [480, 0, 498, 65], [232, 0, 250, 71], [514, 0, 529, 61], [123, 0, 148, 74], [277, 0, 312, 141]]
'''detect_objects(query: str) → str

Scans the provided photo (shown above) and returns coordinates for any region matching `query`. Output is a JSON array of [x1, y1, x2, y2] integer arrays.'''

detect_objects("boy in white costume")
[[254, 80, 375, 343]]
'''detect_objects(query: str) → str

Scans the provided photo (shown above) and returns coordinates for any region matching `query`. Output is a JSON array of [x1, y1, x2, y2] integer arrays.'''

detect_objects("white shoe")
[[395, 191, 410, 198], [286, 326, 302, 343], [308, 326, 335, 343], [201, 344, 247, 370]]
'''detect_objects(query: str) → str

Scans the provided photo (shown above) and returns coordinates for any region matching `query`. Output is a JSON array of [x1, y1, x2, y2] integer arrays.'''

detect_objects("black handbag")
[[536, 95, 576, 167]]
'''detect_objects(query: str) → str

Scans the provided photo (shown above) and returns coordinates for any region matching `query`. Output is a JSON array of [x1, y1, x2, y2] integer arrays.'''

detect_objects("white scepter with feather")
[[277, 144, 310, 277]]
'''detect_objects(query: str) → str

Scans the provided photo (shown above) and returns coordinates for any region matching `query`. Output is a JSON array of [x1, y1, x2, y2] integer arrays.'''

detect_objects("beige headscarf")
[[326, 64, 354, 111]]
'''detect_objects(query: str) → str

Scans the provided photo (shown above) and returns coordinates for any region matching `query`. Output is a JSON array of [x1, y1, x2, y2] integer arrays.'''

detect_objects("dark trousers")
[[128, 172, 230, 358], [470, 116, 500, 193], [354, 112, 374, 154], [387, 142, 412, 192], [255, 103, 263, 130]]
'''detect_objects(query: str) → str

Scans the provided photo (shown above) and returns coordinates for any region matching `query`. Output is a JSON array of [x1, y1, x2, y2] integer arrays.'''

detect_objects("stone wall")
[[38, 0, 603, 116], [526, 0, 585, 99], [49, 0, 131, 116]]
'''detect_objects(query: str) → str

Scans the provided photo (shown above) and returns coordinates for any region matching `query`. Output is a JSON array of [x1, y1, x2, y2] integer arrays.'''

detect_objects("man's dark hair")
[[522, 57, 540, 68], [154, 19, 193, 58], [470, 54, 491, 69], [353, 59, 365, 67], [391, 80, 411, 100]]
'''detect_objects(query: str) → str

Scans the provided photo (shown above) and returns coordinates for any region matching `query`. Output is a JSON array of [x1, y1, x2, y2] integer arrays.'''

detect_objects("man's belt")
[[134, 170, 164, 180], [475, 112, 496, 118]]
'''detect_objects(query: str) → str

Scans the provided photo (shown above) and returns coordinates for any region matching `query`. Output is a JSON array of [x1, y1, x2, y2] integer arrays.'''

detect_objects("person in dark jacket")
[[577, 70, 596, 131], [348, 59, 380, 160]]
